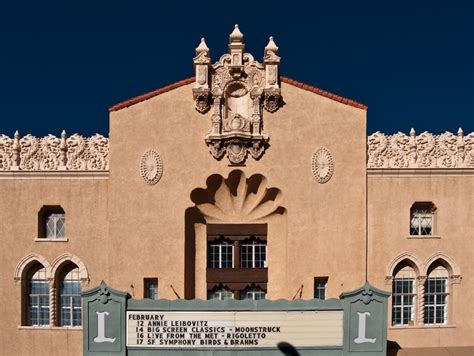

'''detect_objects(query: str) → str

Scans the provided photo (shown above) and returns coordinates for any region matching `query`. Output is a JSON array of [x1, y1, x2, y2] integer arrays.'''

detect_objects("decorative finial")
[[61, 129, 66, 137], [410, 127, 415, 136], [458, 127, 463, 136], [11, 130, 21, 169], [195, 37, 209, 55], [265, 36, 279, 54], [229, 24, 243, 43]]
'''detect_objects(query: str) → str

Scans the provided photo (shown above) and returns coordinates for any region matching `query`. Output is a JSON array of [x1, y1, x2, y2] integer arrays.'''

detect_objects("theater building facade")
[[0, 26, 472, 355]]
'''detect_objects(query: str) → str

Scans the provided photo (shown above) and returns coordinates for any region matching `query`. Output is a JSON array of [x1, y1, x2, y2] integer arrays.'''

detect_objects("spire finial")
[[195, 37, 209, 56], [410, 127, 416, 136], [458, 127, 463, 135], [265, 36, 278, 52], [229, 24, 243, 43]]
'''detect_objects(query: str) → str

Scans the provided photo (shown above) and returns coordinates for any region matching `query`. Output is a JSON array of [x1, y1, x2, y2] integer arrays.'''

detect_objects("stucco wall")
[[0, 178, 108, 355], [107, 81, 367, 302], [368, 173, 474, 348]]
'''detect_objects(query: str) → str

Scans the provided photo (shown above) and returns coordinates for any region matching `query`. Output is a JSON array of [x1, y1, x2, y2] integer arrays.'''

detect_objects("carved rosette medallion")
[[193, 26, 282, 164], [139, 149, 163, 185], [312, 147, 334, 184]]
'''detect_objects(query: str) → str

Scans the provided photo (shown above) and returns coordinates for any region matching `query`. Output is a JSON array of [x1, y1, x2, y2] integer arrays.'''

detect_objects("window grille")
[[59, 267, 81, 327], [241, 242, 266, 268], [410, 203, 435, 236], [392, 278, 416, 325], [424, 277, 448, 324], [46, 213, 66, 238], [28, 268, 49, 326]]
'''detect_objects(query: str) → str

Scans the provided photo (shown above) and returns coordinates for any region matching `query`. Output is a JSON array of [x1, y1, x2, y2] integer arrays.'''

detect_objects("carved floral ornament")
[[0, 130, 108, 171], [139, 149, 163, 185], [193, 25, 282, 164], [311, 147, 334, 184], [367, 128, 474, 168]]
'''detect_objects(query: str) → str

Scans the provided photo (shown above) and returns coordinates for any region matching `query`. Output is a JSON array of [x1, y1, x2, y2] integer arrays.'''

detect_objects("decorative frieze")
[[367, 129, 474, 168], [193, 25, 282, 164], [0, 131, 109, 171]]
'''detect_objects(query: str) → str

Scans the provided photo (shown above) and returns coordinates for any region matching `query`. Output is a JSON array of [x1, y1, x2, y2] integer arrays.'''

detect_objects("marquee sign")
[[81, 282, 389, 355]]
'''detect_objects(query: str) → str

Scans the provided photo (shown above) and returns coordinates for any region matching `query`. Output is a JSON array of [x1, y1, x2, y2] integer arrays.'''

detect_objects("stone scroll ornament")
[[312, 147, 334, 183], [192, 25, 282, 164], [367, 128, 474, 168], [0, 131, 109, 171], [139, 149, 163, 185]]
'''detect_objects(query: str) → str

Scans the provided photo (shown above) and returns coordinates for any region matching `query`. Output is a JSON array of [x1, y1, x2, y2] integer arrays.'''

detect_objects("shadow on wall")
[[387, 340, 402, 356]]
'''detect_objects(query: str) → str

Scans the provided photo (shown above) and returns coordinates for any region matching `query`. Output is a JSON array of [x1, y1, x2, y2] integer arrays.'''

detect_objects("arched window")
[[26, 264, 49, 326], [424, 262, 449, 325], [410, 202, 436, 236], [392, 262, 416, 326], [57, 263, 82, 327], [241, 285, 266, 300], [207, 285, 234, 300]]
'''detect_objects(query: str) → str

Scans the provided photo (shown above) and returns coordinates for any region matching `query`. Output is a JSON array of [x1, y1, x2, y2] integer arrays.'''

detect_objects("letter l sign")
[[94, 311, 116, 343], [353, 311, 376, 344]]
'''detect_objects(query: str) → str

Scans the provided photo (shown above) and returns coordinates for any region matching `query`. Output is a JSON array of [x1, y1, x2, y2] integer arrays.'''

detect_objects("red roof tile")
[[109, 76, 368, 112]]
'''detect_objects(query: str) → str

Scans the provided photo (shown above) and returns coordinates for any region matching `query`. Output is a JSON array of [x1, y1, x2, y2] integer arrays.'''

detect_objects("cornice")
[[0, 171, 109, 179]]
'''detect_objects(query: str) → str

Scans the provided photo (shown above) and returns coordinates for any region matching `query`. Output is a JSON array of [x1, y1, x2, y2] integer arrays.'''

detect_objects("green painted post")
[[81, 281, 129, 356], [340, 282, 390, 355]]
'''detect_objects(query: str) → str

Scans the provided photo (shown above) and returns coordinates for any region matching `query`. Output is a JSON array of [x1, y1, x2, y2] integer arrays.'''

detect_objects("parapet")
[[367, 129, 474, 169], [1, 129, 473, 172], [0, 131, 108, 171]]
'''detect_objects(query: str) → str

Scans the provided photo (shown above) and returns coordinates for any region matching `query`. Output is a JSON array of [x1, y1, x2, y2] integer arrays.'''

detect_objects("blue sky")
[[0, 0, 472, 137]]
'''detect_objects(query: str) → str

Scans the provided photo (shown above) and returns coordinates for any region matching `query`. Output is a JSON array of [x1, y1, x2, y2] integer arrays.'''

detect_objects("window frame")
[[26, 266, 50, 327], [144, 278, 159, 300], [58, 267, 82, 327], [410, 202, 436, 237], [314, 277, 328, 300], [391, 278, 416, 326], [423, 277, 448, 325], [37, 206, 67, 241], [206, 224, 268, 300]]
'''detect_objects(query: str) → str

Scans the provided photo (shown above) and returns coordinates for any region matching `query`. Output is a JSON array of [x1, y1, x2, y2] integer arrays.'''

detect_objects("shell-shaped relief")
[[139, 149, 163, 185], [311, 147, 334, 184], [191, 170, 285, 222]]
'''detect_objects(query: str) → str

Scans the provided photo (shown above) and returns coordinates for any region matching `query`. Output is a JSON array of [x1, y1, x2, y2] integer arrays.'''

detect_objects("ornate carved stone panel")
[[193, 25, 282, 164], [312, 147, 334, 183], [367, 128, 474, 168], [139, 149, 163, 185], [0, 131, 109, 171]]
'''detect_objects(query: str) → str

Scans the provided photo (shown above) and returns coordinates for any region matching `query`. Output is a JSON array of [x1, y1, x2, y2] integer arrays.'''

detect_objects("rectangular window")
[[314, 277, 328, 300], [424, 278, 448, 324], [29, 280, 50, 326], [59, 280, 81, 326], [144, 278, 159, 299], [208, 243, 233, 268], [241, 243, 266, 268], [392, 278, 415, 325], [410, 203, 435, 236]]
